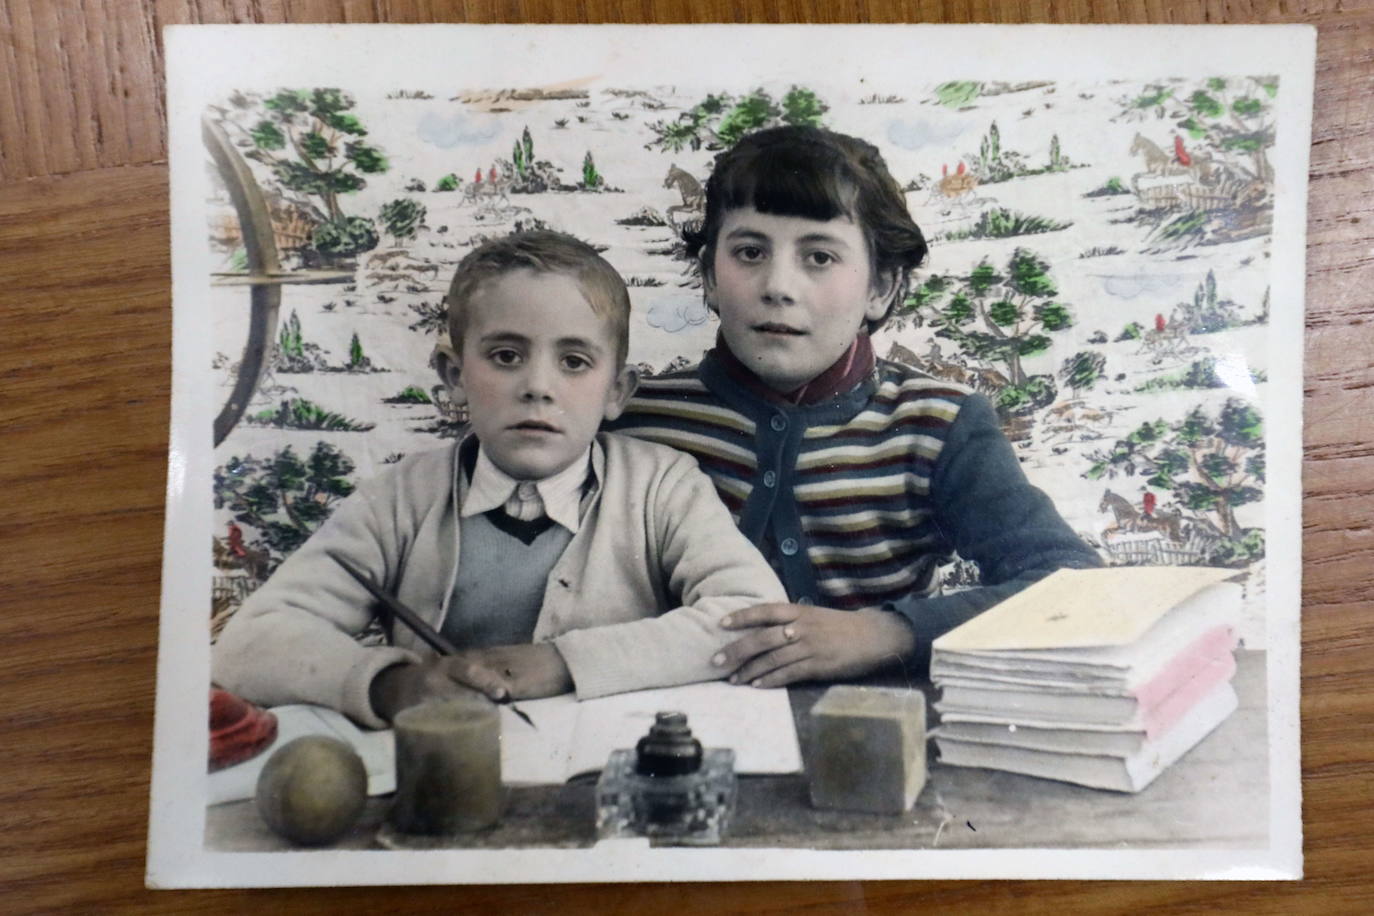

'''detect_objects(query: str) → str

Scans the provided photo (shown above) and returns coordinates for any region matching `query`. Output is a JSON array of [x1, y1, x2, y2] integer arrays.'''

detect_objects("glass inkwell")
[[595, 711, 736, 845]]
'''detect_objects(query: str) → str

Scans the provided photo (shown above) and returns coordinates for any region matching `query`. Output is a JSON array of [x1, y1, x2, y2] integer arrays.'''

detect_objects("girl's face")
[[704, 206, 891, 393]]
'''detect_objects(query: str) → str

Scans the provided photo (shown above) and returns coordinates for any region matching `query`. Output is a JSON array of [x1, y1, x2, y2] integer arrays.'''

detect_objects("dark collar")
[[712, 333, 875, 407]]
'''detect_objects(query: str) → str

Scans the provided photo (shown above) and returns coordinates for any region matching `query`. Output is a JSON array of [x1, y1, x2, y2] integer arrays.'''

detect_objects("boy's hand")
[[710, 603, 917, 688], [370, 655, 514, 723], [465, 643, 573, 700], [370, 644, 574, 722]]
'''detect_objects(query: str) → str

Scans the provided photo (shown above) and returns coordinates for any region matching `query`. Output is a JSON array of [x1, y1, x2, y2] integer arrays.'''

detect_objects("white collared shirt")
[[460, 445, 592, 534]]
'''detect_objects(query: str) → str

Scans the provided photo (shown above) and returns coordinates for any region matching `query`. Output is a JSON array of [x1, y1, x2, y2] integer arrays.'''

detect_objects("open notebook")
[[209, 680, 802, 804]]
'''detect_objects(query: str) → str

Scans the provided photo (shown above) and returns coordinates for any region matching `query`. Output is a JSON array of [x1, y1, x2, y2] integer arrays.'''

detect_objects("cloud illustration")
[[417, 112, 501, 149], [646, 296, 711, 334], [1097, 273, 1185, 300], [886, 118, 966, 151]]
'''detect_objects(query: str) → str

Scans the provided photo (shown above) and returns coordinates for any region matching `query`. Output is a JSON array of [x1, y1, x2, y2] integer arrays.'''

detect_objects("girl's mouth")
[[753, 322, 806, 336]]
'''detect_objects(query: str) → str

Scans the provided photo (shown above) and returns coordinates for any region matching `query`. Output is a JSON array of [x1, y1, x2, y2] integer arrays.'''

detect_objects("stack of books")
[[930, 566, 1243, 792]]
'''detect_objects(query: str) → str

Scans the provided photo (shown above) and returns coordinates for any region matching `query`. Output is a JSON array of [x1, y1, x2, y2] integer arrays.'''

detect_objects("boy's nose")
[[519, 361, 556, 402]]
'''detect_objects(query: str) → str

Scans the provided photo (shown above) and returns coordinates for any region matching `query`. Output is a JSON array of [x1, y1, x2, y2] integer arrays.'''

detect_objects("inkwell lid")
[[635, 711, 703, 777]]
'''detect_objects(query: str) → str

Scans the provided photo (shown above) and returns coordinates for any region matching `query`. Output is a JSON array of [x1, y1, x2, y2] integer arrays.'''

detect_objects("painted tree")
[[378, 198, 426, 245], [233, 88, 389, 260], [1060, 350, 1107, 398], [919, 248, 1074, 405], [1085, 397, 1265, 562], [646, 86, 828, 152], [1120, 76, 1276, 183], [214, 441, 357, 568], [581, 151, 603, 189], [512, 126, 535, 180]]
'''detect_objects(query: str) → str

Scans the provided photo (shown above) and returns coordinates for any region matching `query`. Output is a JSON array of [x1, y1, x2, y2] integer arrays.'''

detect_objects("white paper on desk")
[[500, 681, 804, 785], [207, 705, 395, 805]]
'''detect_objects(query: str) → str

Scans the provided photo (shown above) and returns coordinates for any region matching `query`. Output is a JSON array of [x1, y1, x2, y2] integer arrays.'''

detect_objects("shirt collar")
[[713, 333, 875, 406], [460, 444, 593, 534]]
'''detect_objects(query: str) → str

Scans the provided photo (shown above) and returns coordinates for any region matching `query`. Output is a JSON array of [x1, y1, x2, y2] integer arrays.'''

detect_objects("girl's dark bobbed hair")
[[684, 125, 928, 333]]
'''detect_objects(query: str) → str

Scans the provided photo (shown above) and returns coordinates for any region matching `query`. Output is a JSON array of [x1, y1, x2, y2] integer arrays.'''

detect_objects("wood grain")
[[2, 1, 1371, 911]]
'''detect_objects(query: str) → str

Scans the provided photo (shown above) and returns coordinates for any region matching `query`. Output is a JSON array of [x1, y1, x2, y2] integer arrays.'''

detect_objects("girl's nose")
[[761, 258, 799, 305]]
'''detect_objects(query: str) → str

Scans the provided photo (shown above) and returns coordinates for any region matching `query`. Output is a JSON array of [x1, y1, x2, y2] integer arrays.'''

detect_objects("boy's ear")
[[432, 342, 468, 406], [865, 269, 901, 323], [602, 363, 640, 422]]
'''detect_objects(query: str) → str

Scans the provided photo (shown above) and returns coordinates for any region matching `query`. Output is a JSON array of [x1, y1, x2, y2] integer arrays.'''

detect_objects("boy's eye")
[[561, 353, 592, 371], [489, 348, 522, 366], [806, 250, 837, 267]]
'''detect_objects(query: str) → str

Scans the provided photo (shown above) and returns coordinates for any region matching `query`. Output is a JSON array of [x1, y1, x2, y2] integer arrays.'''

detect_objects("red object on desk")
[[209, 688, 278, 772]]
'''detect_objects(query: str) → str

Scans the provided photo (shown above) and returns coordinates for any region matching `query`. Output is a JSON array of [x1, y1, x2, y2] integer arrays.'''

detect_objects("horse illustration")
[[926, 162, 992, 214], [1099, 489, 1186, 543], [1130, 133, 1177, 176], [663, 164, 705, 229], [463, 169, 512, 212], [1099, 488, 1142, 537]]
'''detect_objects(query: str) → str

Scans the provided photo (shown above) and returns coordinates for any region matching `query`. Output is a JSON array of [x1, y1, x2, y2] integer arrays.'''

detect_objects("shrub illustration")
[[378, 198, 426, 244], [215, 442, 357, 567], [646, 86, 828, 152]]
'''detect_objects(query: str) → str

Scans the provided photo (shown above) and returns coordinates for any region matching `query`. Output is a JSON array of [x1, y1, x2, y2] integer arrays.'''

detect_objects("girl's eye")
[[734, 245, 766, 262], [489, 348, 522, 366], [561, 354, 592, 371]]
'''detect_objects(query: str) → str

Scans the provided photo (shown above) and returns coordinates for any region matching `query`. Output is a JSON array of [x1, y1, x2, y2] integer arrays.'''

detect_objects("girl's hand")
[[710, 603, 917, 688]]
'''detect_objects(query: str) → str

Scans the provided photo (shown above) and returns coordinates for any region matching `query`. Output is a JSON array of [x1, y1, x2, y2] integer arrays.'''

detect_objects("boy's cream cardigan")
[[212, 432, 786, 728]]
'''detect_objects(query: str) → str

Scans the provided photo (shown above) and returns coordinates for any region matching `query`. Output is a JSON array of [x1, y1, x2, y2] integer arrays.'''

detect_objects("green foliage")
[[780, 86, 828, 127], [1048, 134, 1066, 171], [996, 375, 1057, 413], [1175, 270, 1243, 333], [434, 173, 460, 192], [715, 90, 781, 147], [348, 332, 366, 370], [215, 442, 357, 566], [388, 385, 433, 404], [234, 87, 388, 226], [1084, 176, 1129, 198], [1148, 76, 1276, 182], [1156, 210, 1210, 243], [911, 247, 1075, 389], [645, 86, 828, 152], [1084, 397, 1265, 549], [940, 208, 1072, 241], [1061, 350, 1107, 395], [1116, 321, 1143, 341], [1132, 85, 1174, 110], [278, 310, 304, 359], [378, 198, 426, 243], [1187, 90, 1224, 119], [936, 81, 983, 108], [311, 216, 379, 260], [581, 150, 603, 190], [248, 398, 376, 432]]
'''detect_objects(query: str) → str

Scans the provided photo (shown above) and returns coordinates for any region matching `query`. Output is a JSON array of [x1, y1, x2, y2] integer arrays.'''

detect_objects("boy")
[[612, 126, 1101, 689], [213, 231, 787, 728]]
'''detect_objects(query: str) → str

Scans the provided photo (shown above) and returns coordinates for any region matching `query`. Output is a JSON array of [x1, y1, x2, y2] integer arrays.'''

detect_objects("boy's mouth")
[[510, 420, 559, 433], [753, 322, 806, 336]]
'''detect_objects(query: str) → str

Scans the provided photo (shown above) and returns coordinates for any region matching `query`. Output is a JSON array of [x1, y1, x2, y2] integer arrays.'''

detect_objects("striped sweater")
[[612, 348, 1101, 655]]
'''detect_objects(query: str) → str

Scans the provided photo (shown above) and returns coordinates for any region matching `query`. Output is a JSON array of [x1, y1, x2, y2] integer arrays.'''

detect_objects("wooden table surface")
[[206, 652, 1269, 853], [2, 2, 1370, 913]]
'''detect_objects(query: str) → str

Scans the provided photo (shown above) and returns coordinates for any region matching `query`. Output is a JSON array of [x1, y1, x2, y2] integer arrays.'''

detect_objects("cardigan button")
[[770, 414, 787, 432], [762, 470, 777, 488], [780, 538, 800, 556]]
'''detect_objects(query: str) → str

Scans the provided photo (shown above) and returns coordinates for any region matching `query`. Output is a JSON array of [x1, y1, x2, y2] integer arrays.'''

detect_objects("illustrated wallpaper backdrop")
[[206, 76, 1279, 644]]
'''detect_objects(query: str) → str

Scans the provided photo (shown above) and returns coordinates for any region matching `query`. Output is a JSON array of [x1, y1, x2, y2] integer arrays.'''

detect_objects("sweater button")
[[770, 414, 787, 432], [780, 538, 800, 556], [762, 470, 777, 488]]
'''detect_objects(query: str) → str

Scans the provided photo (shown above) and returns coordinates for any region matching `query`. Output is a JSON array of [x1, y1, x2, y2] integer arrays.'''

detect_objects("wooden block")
[[808, 686, 927, 814]]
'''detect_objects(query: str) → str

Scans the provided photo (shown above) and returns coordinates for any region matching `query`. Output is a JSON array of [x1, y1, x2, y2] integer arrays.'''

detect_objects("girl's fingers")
[[719, 603, 802, 630], [730, 641, 809, 685]]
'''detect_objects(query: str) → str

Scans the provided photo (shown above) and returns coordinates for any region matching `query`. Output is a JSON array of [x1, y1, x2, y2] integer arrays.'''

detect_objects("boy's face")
[[704, 206, 891, 392], [446, 269, 636, 480]]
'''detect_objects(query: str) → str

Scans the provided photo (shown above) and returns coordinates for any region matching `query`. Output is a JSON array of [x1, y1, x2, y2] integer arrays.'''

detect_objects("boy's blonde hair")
[[445, 231, 632, 366]]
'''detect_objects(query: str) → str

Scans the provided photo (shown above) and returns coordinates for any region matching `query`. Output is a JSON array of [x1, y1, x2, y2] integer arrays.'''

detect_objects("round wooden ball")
[[255, 735, 368, 846]]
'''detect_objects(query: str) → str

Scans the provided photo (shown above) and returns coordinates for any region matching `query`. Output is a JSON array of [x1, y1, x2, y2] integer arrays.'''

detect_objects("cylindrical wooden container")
[[389, 694, 503, 835]]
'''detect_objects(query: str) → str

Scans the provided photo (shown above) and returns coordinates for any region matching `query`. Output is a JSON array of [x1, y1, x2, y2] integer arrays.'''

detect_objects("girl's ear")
[[700, 254, 719, 314], [602, 364, 641, 422], [865, 269, 901, 323], [433, 342, 467, 407]]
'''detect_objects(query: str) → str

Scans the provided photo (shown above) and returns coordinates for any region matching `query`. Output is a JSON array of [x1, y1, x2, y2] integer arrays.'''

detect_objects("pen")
[[331, 554, 536, 729]]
